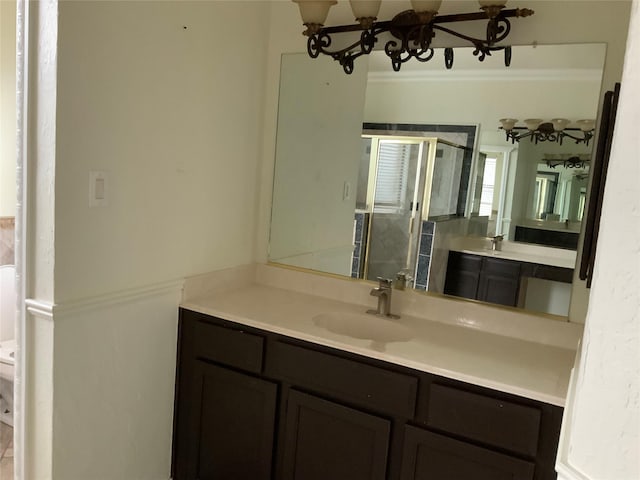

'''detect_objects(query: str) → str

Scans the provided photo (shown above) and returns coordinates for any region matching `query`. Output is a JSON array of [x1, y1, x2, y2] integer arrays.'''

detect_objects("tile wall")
[[414, 220, 436, 290], [0, 218, 15, 266]]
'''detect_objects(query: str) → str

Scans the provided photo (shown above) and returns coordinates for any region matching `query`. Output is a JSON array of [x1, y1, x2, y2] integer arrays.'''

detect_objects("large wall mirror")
[[269, 43, 606, 318]]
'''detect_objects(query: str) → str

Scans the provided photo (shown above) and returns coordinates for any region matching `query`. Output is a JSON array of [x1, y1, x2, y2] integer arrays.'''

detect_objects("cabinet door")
[[400, 426, 535, 480], [477, 258, 521, 307], [282, 390, 390, 480], [184, 361, 277, 480], [444, 252, 482, 300]]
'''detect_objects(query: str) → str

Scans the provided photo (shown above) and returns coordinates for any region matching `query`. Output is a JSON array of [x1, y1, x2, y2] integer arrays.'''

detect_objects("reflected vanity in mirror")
[[269, 43, 606, 318]]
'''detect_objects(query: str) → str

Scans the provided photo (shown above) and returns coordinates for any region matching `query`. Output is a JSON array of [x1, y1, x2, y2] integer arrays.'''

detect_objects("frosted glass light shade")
[[524, 118, 543, 131], [293, 0, 337, 26], [577, 119, 596, 131], [478, 0, 508, 6], [350, 0, 382, 19], [499, 118, 518, 131], [551, 118, 571, 131], [411, 0, 443, 13]]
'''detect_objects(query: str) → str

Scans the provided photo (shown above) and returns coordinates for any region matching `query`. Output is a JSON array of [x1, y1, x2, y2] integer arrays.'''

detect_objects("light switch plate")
[[89, 171, 108, 207]]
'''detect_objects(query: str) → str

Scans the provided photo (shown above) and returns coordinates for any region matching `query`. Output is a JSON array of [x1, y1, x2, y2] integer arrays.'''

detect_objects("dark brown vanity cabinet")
[[172, 308, 563, 480], [444, 251, 573, 308], [444, 251, 521, 307]]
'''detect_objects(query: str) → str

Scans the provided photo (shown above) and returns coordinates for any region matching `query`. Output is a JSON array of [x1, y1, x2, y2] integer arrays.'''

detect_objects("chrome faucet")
[[490, 235, 504, 251], [367, 278, 400, 319]]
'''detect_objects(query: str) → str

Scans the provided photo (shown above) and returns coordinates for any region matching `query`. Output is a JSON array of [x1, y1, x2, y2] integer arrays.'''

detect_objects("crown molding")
[[367, 68, 603, 83]]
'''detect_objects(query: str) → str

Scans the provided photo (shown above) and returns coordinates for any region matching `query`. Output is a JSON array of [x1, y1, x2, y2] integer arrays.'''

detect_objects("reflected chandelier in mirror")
[[499, 118, 596, 146]]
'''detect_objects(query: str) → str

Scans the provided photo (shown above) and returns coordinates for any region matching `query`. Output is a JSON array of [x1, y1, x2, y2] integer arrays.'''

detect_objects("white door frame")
[[479, 144, 517, 237]]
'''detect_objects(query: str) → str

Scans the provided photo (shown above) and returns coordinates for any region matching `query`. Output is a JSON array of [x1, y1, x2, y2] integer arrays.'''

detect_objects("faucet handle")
[[376, 277, 393, 288]]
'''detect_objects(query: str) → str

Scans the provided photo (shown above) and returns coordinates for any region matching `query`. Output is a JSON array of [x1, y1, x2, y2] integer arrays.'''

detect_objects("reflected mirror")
[[270, 44, 606, 317]]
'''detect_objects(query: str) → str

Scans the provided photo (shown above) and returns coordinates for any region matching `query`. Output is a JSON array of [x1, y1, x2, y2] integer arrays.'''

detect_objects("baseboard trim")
[[556, 462, 591, 480]]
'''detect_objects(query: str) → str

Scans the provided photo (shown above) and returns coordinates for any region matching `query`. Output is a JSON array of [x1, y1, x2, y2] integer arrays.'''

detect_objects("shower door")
[[364, 138, 429, 283]]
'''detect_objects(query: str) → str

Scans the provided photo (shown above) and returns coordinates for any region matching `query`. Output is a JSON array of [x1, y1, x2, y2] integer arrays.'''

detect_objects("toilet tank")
[[0, 265, 16, 342]]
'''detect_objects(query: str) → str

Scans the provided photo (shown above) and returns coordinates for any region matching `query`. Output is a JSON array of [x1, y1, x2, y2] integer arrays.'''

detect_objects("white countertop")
[[182, 277, 578, 407], [458, 248, 576, 269], [449, 237, 577, 269]]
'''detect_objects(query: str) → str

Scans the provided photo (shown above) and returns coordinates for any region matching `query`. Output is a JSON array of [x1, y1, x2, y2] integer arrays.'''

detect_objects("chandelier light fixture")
[[499, 118, 596, 146], [542, 154, 591, 170], [292, 0, 534, 74]]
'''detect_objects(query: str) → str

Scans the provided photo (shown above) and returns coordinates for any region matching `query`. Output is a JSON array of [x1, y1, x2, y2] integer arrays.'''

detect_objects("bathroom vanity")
[[171, 265, 581, 480], [444, 250, 574, 308]]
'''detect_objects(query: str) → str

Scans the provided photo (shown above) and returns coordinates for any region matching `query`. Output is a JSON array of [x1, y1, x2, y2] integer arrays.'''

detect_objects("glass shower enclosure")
[[356, 135, 468, 288]]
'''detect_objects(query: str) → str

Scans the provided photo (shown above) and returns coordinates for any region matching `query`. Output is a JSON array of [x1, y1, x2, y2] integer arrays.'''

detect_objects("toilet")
[[0, 265, 16, 427]]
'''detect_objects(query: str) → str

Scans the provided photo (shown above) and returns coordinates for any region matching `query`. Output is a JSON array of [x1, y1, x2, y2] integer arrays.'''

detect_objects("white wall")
[[52, 288, 181, 480], [558, 2, 640, 478], [55, 0, 268, 303], [0, 0, 16, 218], [24, 1, 270, 479]]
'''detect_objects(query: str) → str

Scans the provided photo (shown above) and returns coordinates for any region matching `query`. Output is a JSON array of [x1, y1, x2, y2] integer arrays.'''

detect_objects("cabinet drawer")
[[194, 319, 264, 373], [532, 264, 574, 283], [267, 341, 417, 417], [427, 384, 541, 457], [482, 257, 521, 278], [448, 251, 483, 272]]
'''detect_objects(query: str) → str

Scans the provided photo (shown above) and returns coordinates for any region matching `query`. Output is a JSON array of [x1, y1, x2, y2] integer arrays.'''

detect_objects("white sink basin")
[[312, 312, 413, 346]]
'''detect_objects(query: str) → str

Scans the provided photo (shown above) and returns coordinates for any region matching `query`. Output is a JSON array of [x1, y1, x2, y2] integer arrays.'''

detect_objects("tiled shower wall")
[[351, 212, 369, 278], [0, 217, 15, 265], [414, 220, 435, 290]]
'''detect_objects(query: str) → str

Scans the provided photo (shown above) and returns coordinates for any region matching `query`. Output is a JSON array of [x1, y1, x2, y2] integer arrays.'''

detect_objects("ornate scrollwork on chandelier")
[[292, 1, 534, 74]]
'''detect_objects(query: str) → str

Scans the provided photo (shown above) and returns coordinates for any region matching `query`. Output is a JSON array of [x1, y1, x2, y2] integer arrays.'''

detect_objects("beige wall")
[[55, 0, 269, 303], [0, 0, 16, 218], [27, 2, 270, 479]]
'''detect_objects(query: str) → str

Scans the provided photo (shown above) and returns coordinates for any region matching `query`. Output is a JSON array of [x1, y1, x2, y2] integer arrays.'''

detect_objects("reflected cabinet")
[[172, 309, 564, 480]]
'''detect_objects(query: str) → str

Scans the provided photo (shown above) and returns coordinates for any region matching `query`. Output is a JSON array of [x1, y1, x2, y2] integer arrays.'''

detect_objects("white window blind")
[[374, 142, 410, 212], [479, 156, 497, 217]]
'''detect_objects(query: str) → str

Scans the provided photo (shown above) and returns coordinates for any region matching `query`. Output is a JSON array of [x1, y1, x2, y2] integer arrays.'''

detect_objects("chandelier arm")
[[302, 8, 534, 73], [559, 131, 591, 145], [308, 28, 382, 72], [486, 17, 511, 44], [432, 24, 487, 45], [431, 8, 533, 25], [384, 27, 436, 71], [415, 48, 435, 63]]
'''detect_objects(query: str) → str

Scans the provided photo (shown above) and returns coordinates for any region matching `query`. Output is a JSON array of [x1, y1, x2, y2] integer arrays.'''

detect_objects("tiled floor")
[[0, 421, 13, 479]]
